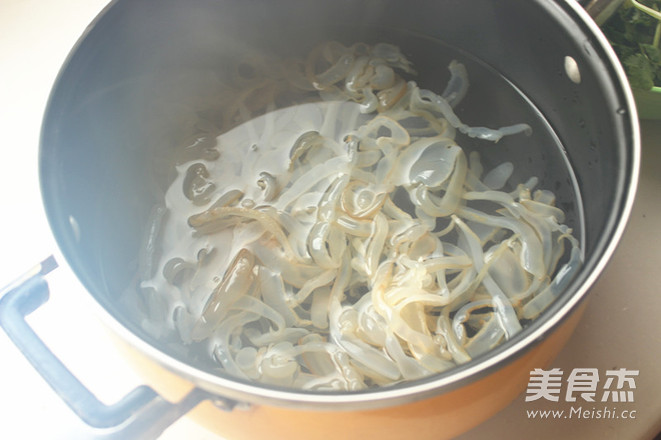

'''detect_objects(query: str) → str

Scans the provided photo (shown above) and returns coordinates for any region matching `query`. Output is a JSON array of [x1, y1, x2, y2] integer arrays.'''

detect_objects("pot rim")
[[39, 0, 640, 411]]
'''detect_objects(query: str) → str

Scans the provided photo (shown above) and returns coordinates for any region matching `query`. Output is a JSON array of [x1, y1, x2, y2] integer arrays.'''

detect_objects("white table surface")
[[0, 1, 659, 439]]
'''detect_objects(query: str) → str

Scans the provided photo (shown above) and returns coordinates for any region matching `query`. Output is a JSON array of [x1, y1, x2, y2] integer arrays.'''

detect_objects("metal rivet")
[[564, 56, 581, 84]]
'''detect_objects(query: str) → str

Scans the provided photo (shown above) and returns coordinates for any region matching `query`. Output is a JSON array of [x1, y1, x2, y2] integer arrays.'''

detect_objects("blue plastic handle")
[[0, 257, 219, 439]]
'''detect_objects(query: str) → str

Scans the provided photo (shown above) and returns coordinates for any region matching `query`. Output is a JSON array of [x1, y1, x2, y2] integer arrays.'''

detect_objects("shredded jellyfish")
[[135, 41, 582, 391]]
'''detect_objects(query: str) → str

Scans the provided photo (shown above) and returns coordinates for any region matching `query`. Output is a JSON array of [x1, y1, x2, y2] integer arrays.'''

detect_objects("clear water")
[[91, 30, 587, 384]]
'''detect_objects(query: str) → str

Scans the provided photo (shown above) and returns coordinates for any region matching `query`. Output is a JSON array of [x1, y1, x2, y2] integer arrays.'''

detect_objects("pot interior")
[[40, 0, 636, 402]]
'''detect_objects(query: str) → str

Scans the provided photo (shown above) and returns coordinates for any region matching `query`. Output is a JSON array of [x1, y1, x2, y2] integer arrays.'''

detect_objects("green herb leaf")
[[601, 0, 661, 90], [623, 53, 656, 89], [641, 43, 661, 65]]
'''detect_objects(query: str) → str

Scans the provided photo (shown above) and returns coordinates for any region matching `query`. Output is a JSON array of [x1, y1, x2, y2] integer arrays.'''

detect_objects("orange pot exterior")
[[116, 301, 587, 440]]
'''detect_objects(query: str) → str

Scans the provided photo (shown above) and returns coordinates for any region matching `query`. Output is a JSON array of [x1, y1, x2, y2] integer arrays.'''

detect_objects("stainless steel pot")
[[0, 1, 639, 439]]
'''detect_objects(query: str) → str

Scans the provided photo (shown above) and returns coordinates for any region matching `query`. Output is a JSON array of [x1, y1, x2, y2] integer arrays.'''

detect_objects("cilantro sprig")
[[601, 0, 661, 90]]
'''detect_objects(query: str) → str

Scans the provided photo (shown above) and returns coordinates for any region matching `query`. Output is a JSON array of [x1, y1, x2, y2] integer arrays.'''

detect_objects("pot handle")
[[0, 257, 219, 439]]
